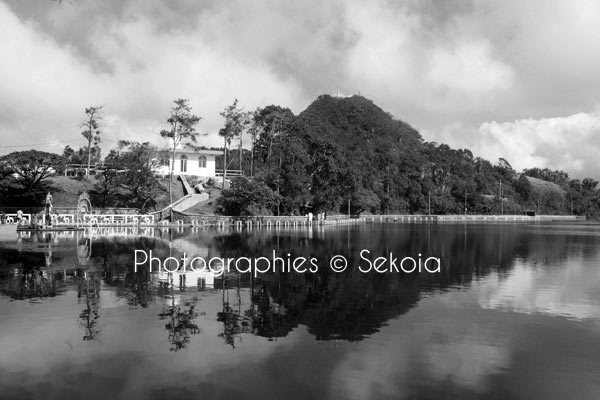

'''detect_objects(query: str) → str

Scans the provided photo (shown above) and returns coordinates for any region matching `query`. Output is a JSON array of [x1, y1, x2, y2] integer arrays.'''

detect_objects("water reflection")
[[1, 232, 64, 301], [1, 223, 600, 398], [158, 274, 201, 351], [3, 268, 58, 301], [3, 224, 600, 342], [78, 270, 101, 341]]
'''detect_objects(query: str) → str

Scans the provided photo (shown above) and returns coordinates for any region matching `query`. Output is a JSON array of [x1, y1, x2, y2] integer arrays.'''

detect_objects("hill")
[[296, 95, 423, 147], [246, 94, 589, 216]]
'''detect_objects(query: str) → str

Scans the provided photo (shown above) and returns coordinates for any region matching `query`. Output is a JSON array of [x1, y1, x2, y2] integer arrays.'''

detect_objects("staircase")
[[179, 175, 194, 195]]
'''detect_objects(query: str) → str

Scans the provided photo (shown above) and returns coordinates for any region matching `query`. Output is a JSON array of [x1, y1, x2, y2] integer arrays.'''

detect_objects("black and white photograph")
[[1, 1, 600, 399]]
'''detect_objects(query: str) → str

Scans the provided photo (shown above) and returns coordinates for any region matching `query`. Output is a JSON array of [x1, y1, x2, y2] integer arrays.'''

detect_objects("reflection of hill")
[[209, 224, 567, 341], [244, 271, 422, 341], [2, 224, 596, 344]]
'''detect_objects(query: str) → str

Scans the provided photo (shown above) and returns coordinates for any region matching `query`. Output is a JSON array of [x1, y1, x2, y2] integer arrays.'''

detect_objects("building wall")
[[156, 152, 218, 178]]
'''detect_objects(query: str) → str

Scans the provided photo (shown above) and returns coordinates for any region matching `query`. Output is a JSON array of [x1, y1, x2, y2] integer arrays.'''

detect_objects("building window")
[[180, 155, 187, 173], [198, 156, 207, 168]]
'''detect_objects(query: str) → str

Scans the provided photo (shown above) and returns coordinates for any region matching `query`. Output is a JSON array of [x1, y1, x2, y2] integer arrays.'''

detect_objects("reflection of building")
[[155, 242, 217, 288], [156, 149, 222, 179], [157, 269, 215, 289], [158, 274, 200, 351]]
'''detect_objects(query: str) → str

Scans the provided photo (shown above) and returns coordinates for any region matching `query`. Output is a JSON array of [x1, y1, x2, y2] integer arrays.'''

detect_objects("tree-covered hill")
[[2, 94, 598, 217], [221, 94, 599, 217]]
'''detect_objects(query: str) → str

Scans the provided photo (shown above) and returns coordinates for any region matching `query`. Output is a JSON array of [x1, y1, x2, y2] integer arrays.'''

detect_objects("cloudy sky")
[[1, 0, 600, 178]]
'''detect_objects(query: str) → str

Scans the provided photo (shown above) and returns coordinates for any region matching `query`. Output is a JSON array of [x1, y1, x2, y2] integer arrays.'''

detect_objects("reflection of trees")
[[77, 270, 101, 341], [158, 274, 200, 351], [1, 234, 61, 300], [217, 275, 252, 348], [247, 281, 293, 339], [124, 267, 153, 308], [214, 271, 421, 342], [97, 236, 163, 308], [74, 233, 102, 341], [210, 230, 423, 342], [3, 223, 598, 346], [210, 224, 532, 342], [217, 302, 249, 348], [1, 267, 59, 300], [88, 235, 203, 350]]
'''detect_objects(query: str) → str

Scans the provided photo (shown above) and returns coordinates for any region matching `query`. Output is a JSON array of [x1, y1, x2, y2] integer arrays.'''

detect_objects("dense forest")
[[217, 95, 600, 217], [1, 95, 599, 217]]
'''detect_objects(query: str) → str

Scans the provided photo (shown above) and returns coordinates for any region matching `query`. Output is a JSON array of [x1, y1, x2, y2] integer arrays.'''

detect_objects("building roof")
[[166, 149, 223, 156]]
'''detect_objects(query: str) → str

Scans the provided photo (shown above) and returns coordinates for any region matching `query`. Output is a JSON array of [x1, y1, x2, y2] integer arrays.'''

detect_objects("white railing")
[[41, 213, 155, 226], [215, 169, 244, 178], [84, 226, 156, 237], [16, 226, 156, 238], [3, 213, 32, 225]]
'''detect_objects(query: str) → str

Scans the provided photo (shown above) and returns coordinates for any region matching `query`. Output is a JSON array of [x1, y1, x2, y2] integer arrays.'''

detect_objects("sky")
[[1, 0, 600, 178]]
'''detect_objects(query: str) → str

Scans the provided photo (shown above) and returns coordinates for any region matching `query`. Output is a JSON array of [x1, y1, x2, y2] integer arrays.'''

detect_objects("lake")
[[1, 222, 600, 399]]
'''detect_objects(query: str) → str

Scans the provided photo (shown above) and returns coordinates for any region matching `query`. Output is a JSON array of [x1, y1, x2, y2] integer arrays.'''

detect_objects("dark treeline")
[[1, 94, 599, 216], [218, 95, 600, 217]]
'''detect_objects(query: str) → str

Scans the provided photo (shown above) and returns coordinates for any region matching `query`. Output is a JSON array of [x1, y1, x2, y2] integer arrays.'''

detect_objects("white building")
[[156, 149, 222, 179]]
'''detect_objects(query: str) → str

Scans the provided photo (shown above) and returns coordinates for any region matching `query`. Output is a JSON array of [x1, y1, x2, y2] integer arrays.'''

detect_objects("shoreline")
[[168, 213, 583, 227], [0, 213, 585, 233]]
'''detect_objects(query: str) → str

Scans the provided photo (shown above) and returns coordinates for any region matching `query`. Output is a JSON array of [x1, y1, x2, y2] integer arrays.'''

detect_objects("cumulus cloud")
[[432, 113, 600, 178], [0, 1, 309, 153], [478, 255, 600, 321], [478, 113, 600, 177], [2, 0, 600, 177]]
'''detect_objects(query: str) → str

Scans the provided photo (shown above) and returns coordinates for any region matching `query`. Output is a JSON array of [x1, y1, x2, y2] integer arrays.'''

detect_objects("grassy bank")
[[15, 176, 220, 214]]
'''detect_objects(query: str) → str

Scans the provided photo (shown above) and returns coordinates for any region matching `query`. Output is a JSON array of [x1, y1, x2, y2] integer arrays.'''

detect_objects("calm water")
[[1, 222, 600, 400]]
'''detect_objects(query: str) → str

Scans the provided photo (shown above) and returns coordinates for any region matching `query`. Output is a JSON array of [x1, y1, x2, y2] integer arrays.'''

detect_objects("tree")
[[63, 145, 76, 162], [160, 99, 202, 204], [514, 174, 534, 204], [0, 150, 64, 206], [0, 150, 63, 189], [350, 187, 381, 214], [93, 166, 120, 208], [103, 141, 164, 210], [219, 99, 249, 188], [236, 111, 252, 173], [262, 134, 311, 214], [582, 178, 598, 191], [81, 106, 103, 179], [252, 105, 295, 169], [248, 109, 260, 177], [216, 177, 281, 216]]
